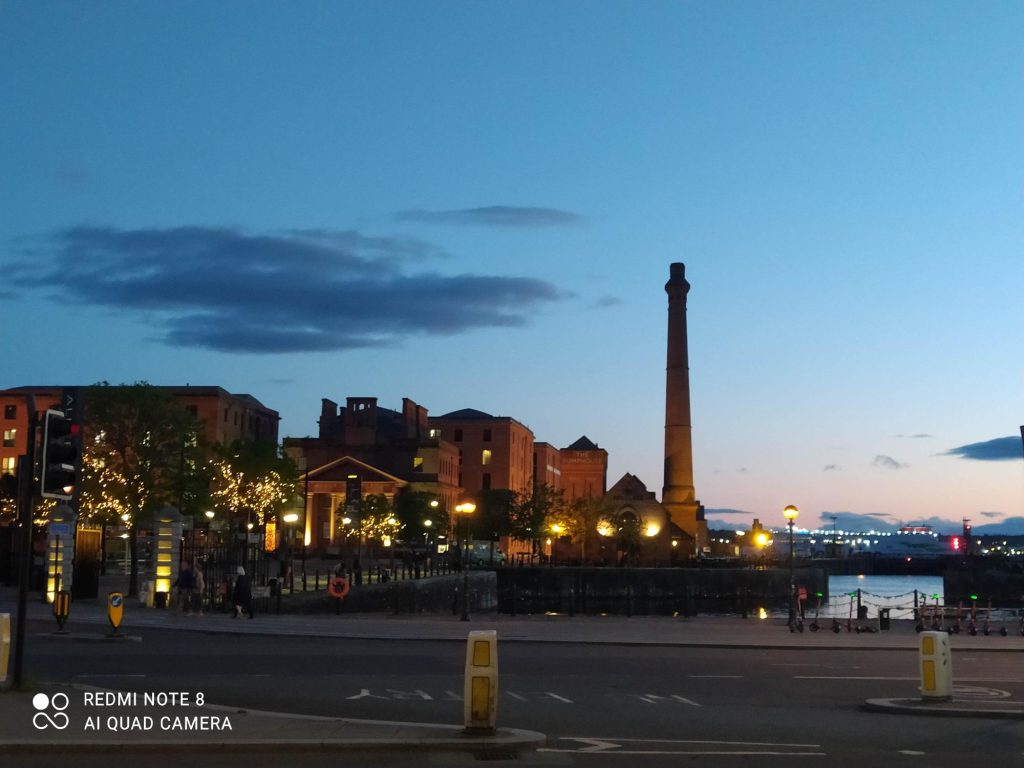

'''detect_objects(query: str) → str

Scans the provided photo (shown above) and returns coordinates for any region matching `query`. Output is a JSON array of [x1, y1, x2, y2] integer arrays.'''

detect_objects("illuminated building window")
[[413, 456, 424, 472], [2, 429, 14, 447], [1, 456, 15, 475], [482, 449, 492, 465], [429, 428, 440, 439]]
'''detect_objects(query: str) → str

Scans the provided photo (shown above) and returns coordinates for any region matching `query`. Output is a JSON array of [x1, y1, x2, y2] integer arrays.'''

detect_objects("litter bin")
[[879, 608, 891, 631]]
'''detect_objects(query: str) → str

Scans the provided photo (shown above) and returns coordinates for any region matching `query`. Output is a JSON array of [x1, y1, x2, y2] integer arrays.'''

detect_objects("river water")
[[824, 574, 944, 620]]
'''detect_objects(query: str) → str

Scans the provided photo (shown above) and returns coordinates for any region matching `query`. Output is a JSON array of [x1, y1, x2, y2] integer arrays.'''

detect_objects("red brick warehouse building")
[[282, 396, 460, 554]]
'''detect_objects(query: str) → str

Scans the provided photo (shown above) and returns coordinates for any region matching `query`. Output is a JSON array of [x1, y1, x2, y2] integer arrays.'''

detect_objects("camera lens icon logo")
[[32, 693, 70, 730]]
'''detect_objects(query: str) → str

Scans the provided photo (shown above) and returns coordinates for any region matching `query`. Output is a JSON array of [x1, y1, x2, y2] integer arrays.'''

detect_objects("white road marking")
[[633, 693, 701, 706], [540, 749, 828, 756], [687, 674, 743, 678], [539, 736, 825, 756], [796, 676, 1024, 683], [795, 676, 916, 680], [506, 692, 528, 701], [545, 692, 573, 703], [74, 674, 146, 678], [899, 750, 926, 756]]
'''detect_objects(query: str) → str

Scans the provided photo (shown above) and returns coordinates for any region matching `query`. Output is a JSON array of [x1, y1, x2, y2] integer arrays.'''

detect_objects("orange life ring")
[[328, 576, 350, 599]]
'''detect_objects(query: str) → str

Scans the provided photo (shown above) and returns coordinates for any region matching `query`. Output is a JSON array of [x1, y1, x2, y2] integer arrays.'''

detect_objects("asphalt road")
[[16, 619, 1024, 767]]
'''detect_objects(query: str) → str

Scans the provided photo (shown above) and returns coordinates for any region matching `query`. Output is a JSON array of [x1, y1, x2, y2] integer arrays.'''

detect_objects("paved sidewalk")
[[3, 587, 1023, 753], [5, 584, 1024, 651]]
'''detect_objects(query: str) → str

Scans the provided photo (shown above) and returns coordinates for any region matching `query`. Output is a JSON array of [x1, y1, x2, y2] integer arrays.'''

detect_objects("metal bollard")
[[464, 630, 498, 734]]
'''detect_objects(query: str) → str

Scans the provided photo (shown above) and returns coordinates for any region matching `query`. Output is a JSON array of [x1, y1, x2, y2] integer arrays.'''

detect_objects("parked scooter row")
[[799, 596, 1024, 636], [914, 598, 1023, 636]]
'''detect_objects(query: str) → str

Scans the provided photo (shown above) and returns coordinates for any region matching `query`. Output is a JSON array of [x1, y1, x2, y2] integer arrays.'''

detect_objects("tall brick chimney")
[[662, 263, 705, 552]]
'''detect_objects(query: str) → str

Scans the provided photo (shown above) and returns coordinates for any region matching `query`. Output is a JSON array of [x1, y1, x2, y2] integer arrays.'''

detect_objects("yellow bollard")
[[1, 613, 10, 684], [919, 630, 952, 700], [108, 592, 125, 635], [464, 630, 498, 733], [53, 590, 71, 632]]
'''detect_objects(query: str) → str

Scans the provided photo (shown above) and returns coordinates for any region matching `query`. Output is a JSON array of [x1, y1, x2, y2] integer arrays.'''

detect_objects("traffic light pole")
[[12, 397, 38, 689]]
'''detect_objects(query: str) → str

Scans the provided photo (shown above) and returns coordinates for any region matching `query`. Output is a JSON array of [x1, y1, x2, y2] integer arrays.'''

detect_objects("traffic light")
[[345, 474, 362, 514], [40, 409, 79, 500]]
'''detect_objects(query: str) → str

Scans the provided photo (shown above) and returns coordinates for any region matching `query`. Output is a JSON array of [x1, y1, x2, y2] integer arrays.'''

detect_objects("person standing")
[[232, 566, 254, 619], [192, 562, 206, 616]]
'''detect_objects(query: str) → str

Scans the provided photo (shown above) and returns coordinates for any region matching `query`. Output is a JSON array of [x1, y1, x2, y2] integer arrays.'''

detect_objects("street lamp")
[[283, 512, 299, 591], [455, 502, 476, 621], [550, 522, 563, 566], [387, 516, 397, 577], [754, 531, 769, 569], [783, 504, 799, 628]]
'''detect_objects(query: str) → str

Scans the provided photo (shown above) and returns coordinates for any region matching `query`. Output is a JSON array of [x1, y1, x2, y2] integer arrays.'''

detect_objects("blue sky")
[[2, 2, 1022, 534]]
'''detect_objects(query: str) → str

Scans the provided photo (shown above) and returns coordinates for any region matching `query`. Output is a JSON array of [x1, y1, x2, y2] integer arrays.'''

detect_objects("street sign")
[[49, 523, 71, 537]]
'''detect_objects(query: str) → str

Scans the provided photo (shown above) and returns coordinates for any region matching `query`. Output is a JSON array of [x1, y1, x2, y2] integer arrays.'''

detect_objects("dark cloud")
[[817, 512, 964, 533], [971, 517, 1024, 535], [896, 433, 932, 439], [705, 508, 752, 516], [9, 226, 563, 354], [944, 436, 1023, 461], [823, 464, 840, 471], [817, 511, 897, 532], [591, 296, 623, 309], [980, 511, 1002, 519], [873, 454, 907, 470], [396, 206, 584, 228]]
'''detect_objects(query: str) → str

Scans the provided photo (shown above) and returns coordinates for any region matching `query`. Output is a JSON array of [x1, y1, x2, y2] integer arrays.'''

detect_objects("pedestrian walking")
[[173, 563, 195, 613], [232, 566, 254, 619]]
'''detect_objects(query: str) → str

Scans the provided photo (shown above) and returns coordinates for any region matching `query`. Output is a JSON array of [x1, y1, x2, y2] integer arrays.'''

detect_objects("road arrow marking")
[[572, 738, 621, 752], [540, 736, 825, 756]]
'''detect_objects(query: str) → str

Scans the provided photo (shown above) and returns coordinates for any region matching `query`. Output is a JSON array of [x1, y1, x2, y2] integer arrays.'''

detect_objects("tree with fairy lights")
[[83, 383, 203, 598], [0, 474, 17, 525], [349, 494, 402, 567], [546, 495, 615, 565], [207, 440, 299, 563]]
